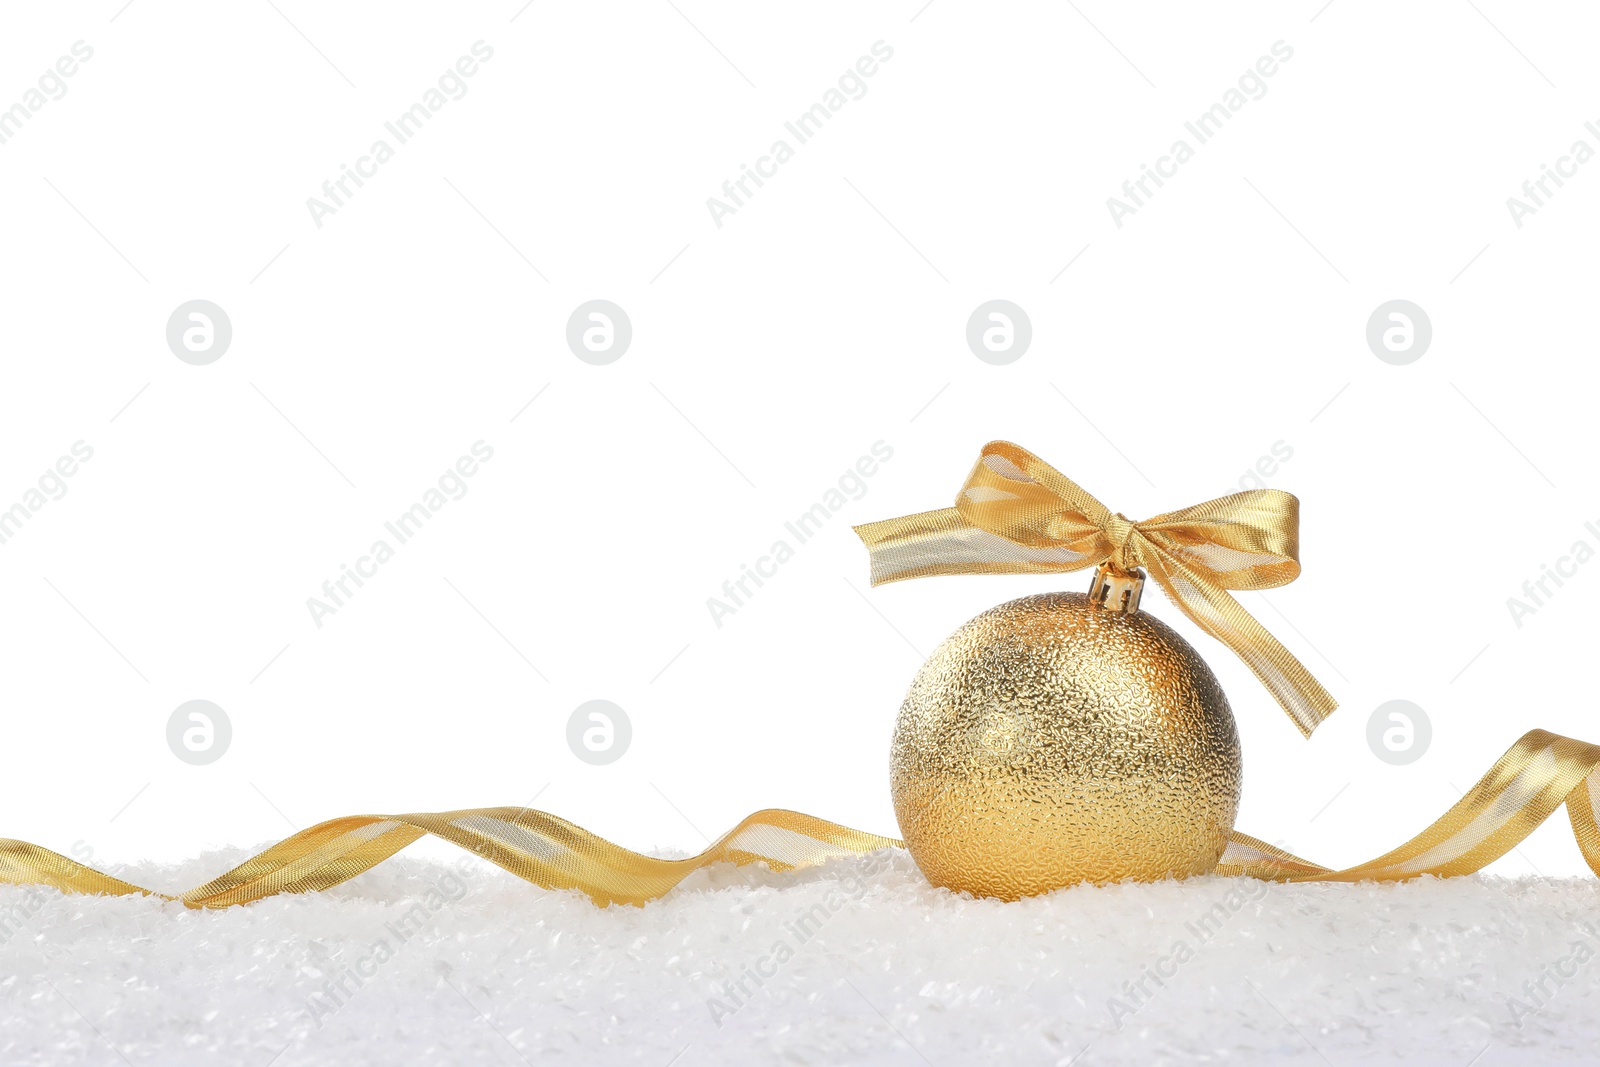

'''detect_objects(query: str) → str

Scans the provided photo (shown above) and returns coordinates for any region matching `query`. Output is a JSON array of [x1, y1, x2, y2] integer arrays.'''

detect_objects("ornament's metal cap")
[[1088, 562, 1145, 614]]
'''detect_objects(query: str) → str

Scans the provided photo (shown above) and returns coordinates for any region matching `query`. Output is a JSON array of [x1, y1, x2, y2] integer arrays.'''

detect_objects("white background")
[[1, 0, 1596, 879]]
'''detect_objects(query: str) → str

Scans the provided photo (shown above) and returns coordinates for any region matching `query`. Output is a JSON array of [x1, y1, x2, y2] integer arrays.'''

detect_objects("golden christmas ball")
[[890, 571, 1241, 899]]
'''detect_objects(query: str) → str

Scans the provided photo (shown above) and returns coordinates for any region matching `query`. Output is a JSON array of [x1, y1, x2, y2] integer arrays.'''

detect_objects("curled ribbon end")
[[853, 521, 897, 587], [1288, 691, 1338, 739]]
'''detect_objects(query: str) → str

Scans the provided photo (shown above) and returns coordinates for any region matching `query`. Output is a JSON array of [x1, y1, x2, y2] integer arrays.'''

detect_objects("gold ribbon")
[[0, 447, 1577, 903], [854, 440, 1337, 736], [3, 730, 1600, 905], [0, 809, 898, 909], [1220, 729, 1600, 882]]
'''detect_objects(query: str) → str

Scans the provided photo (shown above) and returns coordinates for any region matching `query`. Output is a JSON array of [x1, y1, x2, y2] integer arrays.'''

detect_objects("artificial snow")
[[2, 845, 1597, 1065]]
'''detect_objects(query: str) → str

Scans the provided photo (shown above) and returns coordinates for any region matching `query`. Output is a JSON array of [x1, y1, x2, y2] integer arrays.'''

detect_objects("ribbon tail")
[[1214, 832, 1332, 879], [0, 809, 899, 909], [1225, 730, 1600, 882], [8, 730, 1600, 900], [0, 839, 154, 898], [854, 507, 1097, 586], [1141, 548, 1337, 737]]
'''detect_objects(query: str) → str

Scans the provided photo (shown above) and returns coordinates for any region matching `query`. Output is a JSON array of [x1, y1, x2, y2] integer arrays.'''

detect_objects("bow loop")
[[1137, 489, 1303, 591], [854, 441, 1337, 737]]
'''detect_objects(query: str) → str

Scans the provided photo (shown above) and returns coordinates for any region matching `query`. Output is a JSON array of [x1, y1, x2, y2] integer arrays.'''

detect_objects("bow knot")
[[1103, 512, 1141, 573], [854, 441, 1337, 737]]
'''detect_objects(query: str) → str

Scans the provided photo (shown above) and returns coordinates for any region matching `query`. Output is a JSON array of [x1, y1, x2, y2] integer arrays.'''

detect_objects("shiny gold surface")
[[891, 591, 1242, 898], [854, 440, 1338, 736], [2, 730, 1600, 905]]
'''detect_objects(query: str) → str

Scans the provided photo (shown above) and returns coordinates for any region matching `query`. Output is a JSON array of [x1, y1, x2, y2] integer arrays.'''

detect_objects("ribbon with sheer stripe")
[[854, 440, 1338, 736], [2, 730, 1599, 906]]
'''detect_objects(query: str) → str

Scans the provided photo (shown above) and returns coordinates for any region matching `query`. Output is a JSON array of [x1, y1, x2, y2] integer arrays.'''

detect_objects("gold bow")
[[853, 440, 1337, 736]]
